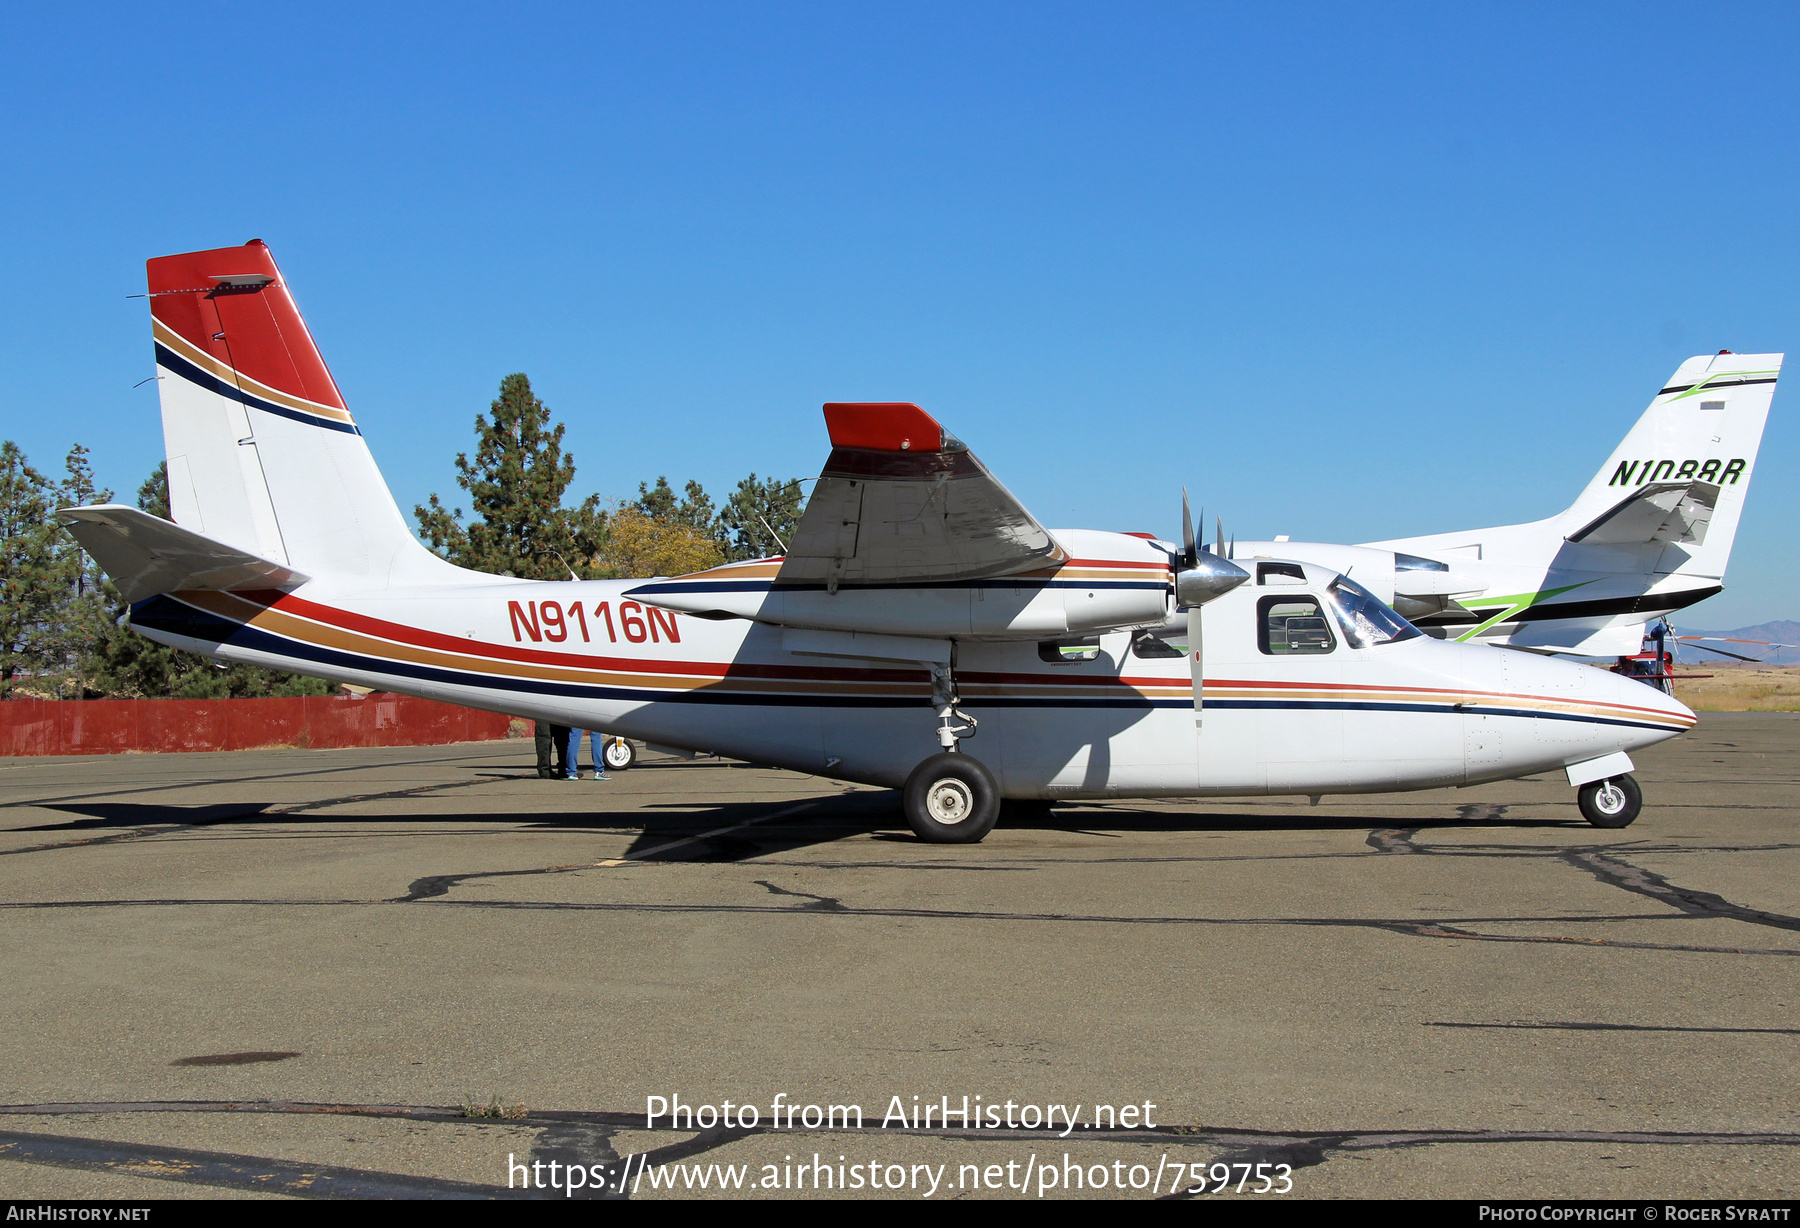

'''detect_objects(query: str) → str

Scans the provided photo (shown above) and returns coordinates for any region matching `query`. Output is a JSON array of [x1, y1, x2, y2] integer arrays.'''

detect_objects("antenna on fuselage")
[[757, 513, 789, 554]]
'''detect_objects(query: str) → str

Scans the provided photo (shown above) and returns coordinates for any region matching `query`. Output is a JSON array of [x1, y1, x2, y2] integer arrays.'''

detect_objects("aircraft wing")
[[59, 504, 310, 603], [1564, 480, 1718, 547], [776, 402, 1065, 589]]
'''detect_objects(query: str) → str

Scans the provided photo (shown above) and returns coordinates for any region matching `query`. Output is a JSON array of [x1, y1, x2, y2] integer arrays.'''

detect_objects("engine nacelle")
[[628, 529, 1172, 641]]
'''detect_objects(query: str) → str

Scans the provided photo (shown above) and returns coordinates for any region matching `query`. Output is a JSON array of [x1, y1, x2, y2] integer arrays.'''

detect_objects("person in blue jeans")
[[564, 728, 610, 781]]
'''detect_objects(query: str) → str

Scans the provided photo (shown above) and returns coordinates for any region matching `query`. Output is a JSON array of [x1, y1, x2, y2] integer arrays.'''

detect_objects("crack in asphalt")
[[1424, 1020, 1800, 1036], [1561, 849, 1800, 933], [5, 895, 1795, 957]]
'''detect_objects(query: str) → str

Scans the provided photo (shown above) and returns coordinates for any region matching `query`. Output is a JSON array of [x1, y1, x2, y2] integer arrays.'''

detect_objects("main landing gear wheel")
[[902, 753, 1000, 844], [1578, 774, 1642, 828], [602, 738, 636, 771]]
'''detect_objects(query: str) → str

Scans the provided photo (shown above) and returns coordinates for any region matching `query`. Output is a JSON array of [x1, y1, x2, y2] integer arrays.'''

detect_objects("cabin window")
[[1130, 631, 1187, 659], [1258, 595, 1336, 655], [1257, 562, 1306, 585], [1039, 637, 1101, 663]]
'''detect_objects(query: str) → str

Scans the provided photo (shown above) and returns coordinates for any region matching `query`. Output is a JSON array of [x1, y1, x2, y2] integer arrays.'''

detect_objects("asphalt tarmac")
[[0, 716, 1796, 1201]]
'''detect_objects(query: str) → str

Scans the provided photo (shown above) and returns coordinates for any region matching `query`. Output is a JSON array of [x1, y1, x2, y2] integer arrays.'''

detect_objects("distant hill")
[[1672, 620, 1800, 666]]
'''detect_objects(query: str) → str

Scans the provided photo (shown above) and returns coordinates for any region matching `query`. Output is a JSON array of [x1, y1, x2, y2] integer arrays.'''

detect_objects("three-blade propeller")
[[1176, 489, 1250, 728]]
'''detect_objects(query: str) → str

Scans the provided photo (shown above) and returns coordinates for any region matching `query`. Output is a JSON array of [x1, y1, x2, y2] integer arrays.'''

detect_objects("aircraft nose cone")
[[1612, 670, 1697, 742]]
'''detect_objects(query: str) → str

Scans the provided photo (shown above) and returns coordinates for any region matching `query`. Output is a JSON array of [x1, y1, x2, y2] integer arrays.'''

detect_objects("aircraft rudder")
[[147, 240, 440, 587], [1566, 352, 1781, 525]]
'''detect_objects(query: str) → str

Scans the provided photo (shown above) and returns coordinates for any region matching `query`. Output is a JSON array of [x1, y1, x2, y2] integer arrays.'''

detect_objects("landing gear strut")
[[930, 663, 978, 750], [902, 661, 999, 843]]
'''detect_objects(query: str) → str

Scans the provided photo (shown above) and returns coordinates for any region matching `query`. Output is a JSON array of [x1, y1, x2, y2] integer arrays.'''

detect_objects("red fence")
[[1, 696, 524, 757]]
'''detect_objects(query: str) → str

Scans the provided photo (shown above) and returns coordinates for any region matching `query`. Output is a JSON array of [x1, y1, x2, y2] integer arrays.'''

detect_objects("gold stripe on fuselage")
[[153, 319, 358, 426]]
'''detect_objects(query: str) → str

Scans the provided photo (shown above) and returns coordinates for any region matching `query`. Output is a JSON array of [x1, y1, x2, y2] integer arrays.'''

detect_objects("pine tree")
[[636, 477, 718, 535], [137, 461, 169, 519], [415, 373, 606, 580], [49, 445, 115, 697], [634, 476, 679, 522], [719, 474, 806, 561], [0, 442, 61, 698]]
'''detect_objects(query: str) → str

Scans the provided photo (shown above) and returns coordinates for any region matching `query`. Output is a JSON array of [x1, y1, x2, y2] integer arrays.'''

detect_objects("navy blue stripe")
[[1199, 698, 1676, 733], [130, 596, 1681, 733], [156, 342, 362, 436], [627, 579, 1167, 595]]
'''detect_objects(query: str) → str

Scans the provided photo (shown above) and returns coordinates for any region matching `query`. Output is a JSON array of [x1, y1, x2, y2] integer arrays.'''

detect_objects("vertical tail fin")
[[148, 240, 449, 587], [1558, 352, 1782, 578]]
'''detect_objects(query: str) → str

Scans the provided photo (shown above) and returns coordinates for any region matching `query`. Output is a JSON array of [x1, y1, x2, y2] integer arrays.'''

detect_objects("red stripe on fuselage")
[[220, 592, 1678, 722], [231, 590, 926, 683]]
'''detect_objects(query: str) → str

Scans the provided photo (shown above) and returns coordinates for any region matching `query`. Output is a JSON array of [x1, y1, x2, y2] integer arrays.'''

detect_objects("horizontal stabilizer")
[[1565, 481, 1717, 546], [777, 402, 1065, 590], [59, 504, 309, 603]]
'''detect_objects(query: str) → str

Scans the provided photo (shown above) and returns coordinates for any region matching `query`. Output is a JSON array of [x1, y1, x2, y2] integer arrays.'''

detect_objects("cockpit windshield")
[[1327, 575, 1422, 648]]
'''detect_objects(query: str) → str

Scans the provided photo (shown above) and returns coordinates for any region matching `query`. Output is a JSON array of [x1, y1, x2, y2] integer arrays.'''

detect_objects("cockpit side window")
[[1326, 576, 1422, 648], [1258, 595, 1336, 655]]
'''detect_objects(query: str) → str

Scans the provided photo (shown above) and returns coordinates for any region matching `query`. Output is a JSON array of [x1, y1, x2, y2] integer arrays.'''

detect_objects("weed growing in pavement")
[[461, 1094, 528, 1119]]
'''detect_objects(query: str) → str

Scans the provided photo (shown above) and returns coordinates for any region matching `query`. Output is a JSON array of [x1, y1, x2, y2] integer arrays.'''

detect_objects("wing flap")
[[59, 504, 310, 603]]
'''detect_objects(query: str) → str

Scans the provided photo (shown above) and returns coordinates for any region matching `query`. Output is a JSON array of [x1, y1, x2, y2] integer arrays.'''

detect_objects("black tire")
[[1578, 775, 1642, 828], [602, 737, 636, 771], [902, 753, 1000, 843]]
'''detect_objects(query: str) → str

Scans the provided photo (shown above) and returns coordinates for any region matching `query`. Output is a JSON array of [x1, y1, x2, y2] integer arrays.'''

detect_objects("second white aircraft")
[[1225, 352, 1781, 658]]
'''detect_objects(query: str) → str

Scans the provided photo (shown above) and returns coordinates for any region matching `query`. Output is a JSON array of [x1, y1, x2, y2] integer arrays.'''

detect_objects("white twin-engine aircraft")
[[62, 242, 1696, 844], [1225, 351, 1781, 658]]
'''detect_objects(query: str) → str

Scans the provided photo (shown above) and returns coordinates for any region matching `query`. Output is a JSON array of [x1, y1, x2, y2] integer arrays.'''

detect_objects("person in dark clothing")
[[534, 721, 556, 778], [534, 721, 572, 778]]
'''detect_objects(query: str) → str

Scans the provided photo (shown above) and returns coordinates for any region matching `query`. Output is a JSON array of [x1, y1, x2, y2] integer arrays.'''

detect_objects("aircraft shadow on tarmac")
[[21, 795, 1588, 864], [15, 802, 278, 832]]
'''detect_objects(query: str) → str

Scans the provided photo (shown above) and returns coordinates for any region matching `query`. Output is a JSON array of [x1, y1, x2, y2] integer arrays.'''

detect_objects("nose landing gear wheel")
[[602, 738, 636, 771], [1578, 774, 1642, 828], [902, 752, 1000, 843]]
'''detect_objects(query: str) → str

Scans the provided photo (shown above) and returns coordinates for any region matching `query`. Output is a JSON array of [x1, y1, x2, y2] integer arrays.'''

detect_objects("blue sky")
[[3, 2, 1796, 627]]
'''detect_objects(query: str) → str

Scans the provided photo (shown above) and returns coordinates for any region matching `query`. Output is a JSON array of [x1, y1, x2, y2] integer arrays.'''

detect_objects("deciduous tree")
[[595, 507, 725, 578]]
